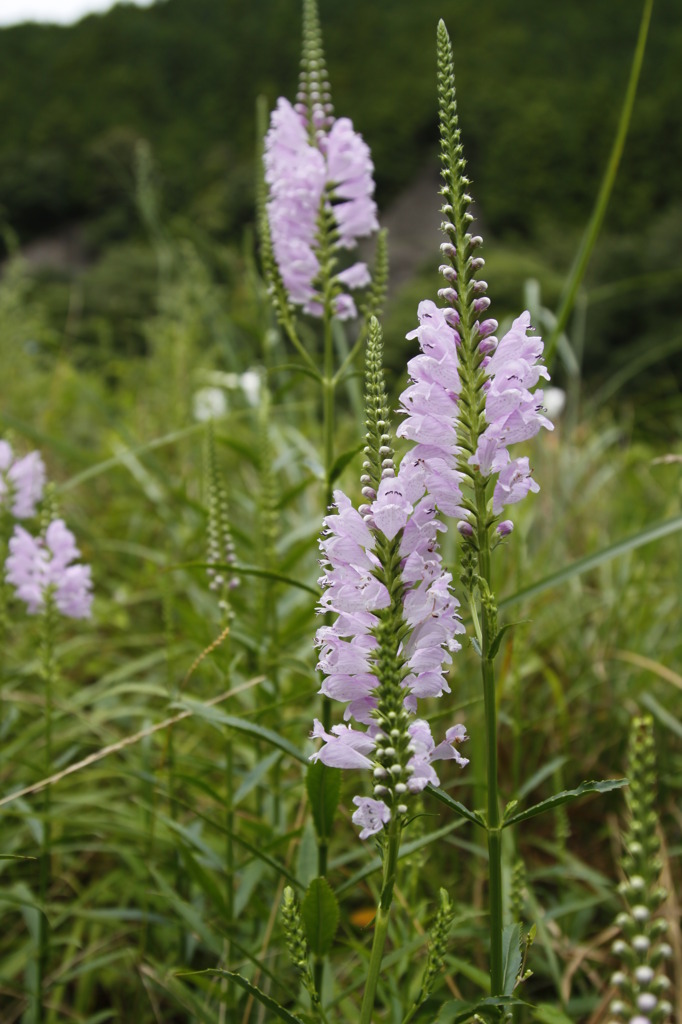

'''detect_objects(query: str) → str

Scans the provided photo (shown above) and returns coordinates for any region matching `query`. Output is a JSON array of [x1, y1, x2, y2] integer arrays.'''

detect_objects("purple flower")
[[352, 796, 391, 839], [470, 311, 553, 495], [264, 98, 326, 312], [264, 96, 378, 320], [5, 519, 93, 619], [399, 299, 552, 524], [0, 441, 46, 519], [311, 480, 468, 837], [396, 301, 467, 519], [325, 117, 379, 248]]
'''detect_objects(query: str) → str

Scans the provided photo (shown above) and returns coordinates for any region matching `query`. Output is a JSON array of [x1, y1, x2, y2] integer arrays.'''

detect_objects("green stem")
[[37, 598, 56, 1024], [475, 482, 504, 998], [544, 0, 654, 365], [359, 817, 402, 1024], [482, 657, 503, 995]]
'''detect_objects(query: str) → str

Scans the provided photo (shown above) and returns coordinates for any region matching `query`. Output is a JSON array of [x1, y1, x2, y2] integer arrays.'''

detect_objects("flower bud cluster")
[[205, 426, 239, 616], [608, 717, 672, 1024], [398, 22, 552, 547], [419, 888, 457, 1001], [280, 886, 318, 1004]]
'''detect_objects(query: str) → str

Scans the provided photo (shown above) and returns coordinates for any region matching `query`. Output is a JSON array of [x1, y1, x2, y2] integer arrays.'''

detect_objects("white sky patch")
[[0, 0, 157, 27]]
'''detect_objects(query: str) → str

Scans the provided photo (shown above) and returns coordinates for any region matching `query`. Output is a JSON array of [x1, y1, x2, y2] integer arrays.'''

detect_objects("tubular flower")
[[5, 519, 93, 619], [263, 2, 377, 320], [264, 100, 377, 320], [310, 320, 468, 839], [0, 440, 46, 520]]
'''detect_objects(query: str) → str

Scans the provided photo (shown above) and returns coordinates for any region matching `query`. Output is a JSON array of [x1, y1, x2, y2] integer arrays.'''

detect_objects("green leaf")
[[500, 514, 682, 612], [427, 786, 486, 828], [488, 621, 525, 660], [173, 699, 307, 763], [438, 995, 528, 1023], [306, 761, 341, 841], [175, 561, 318, 596], [532, 1004, 574, 1024], [328, 444, 364, 486], [187, 971, 306, 1024], [502, 923, 522, 995], [301, 877, 339, 956], [502, 778, 627, 828]]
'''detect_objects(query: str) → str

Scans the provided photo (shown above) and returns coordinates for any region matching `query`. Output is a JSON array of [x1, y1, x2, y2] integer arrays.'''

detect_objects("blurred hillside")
[[1, 0, 681, 240], [0, 0, 681, 403]]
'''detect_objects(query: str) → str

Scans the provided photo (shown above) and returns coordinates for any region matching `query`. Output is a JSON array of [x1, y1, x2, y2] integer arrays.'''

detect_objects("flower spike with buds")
[[608, 716, 673, 1024], [311, 317, 468, 839], [263, 0, 378, 321], [397, 21, 553, 541]]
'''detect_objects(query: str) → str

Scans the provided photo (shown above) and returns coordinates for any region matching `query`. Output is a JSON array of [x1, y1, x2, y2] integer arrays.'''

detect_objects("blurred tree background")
[[0, 0, 681, 414]]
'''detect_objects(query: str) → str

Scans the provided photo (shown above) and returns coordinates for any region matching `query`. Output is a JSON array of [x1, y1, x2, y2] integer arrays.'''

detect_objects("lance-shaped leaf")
[[301, 877, 339, 956], [502, 923, 522, 995], [427, 785, 486, 828], [502, 778, 627, 828], [306, 760, 341, 841], [192, 971, 306, 1024], [438, 995, 529, 1022]]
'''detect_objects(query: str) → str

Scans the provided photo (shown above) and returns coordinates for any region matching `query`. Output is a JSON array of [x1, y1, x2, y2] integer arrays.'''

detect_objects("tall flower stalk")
[[261, 0, 383, 905], [262, 0, 380, 517], [393, 22, 553, 996], [311, 318, 469, 1021], [5, 498, 92, 1020]]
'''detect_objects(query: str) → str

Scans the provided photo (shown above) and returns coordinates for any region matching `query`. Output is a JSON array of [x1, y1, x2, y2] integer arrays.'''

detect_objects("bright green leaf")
[[306, 761, 341, 841], [427, 786, 486, 828], [502, 778, 627, 827], [187, 971, 306, 1024], [502, 923, 522, 995], [301, 877, 339, 956]]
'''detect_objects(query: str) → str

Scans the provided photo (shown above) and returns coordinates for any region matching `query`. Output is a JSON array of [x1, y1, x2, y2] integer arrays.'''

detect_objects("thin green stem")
[[37, 597, 56, 1024], [482, 657, 503, 995], [359, 816, 402, 1024], [475, 480, 504, 998], [545, 0, 654, 364]]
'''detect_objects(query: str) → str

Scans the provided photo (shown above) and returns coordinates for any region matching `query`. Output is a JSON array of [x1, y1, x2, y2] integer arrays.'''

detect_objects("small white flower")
[[193, 387, 228, 422]]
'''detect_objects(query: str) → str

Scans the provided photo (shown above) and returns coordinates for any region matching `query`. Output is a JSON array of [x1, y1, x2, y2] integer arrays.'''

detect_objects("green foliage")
[[306, 760, 341, 841], [0, 5, 680, 1021], [301, 877, 339, 956], [0, 0, 680, 243]]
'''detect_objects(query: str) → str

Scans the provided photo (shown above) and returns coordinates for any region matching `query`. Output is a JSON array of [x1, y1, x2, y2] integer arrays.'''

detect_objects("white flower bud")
[[634, 965, 654, 985]]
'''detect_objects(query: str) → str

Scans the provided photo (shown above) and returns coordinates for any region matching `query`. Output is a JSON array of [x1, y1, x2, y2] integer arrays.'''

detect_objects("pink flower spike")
[[5, 519, 93, 619]]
